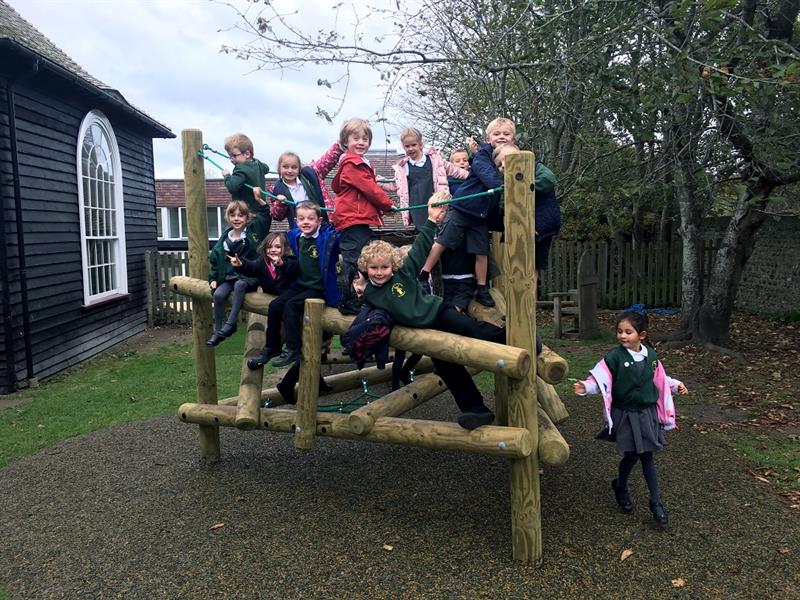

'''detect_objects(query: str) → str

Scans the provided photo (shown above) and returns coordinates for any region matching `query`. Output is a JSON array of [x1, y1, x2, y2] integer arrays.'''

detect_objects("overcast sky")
[[8, 0, 402, 178]]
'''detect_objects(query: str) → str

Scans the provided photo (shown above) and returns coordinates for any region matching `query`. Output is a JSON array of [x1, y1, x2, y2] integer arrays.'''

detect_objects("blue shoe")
[[271, 348, 301, 368]]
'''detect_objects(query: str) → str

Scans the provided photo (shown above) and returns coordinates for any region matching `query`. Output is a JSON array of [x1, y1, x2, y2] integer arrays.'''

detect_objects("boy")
[[418, 118, 516, 307], [270, 201, 342, 367], [331, 118, 395, 315], [447, 148, 470, 195], [384, 128, 468, 230], [353, 191, 506, 430], [222, 132, 272, 244]]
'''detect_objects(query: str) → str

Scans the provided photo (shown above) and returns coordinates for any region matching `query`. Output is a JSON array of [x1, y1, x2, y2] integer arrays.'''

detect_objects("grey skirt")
[[611, 405, 665, 454]]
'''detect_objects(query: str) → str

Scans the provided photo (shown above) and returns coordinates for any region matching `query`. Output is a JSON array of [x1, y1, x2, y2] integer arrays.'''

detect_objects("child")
[[331, 118, 396, 315], [447, 148, 470, 195], [573, 311, 688, 525], [418, 117, 517, 308], [229, 232, 299, 369], [270, 201, 341, 367], [222, 132, 272, 244], [353, 191, 506, 430], [384, 128, 469, 230], [269, 142, 344, 228], [206, 201, 260, 347]]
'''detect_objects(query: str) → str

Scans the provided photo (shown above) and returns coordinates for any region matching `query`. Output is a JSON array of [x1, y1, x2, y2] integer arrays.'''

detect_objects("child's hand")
[[252, 186, 266, 205], [209, 281, 217, 290], [466, 137, 479, 154], [222, 169, 231, 177], [352, 272, 367, 299], [677, 382, 689, 395], [276, 194, 287, 204], [573, 381, 586, 395], [428, 199, 447, 225], [229, 255, 242, 268], [272, 256, 283, 267]]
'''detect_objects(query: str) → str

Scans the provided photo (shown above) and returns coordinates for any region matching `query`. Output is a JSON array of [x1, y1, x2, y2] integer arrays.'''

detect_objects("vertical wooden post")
[[294, 298, 324, 450], [181, 128, 219, 462], [491, 231, 508, 426], [503, 151, 541, 563], [235, 312, 267, 429]]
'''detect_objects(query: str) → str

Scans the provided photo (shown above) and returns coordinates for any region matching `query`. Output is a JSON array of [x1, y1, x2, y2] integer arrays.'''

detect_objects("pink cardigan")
[[384, 148, 469, 226]]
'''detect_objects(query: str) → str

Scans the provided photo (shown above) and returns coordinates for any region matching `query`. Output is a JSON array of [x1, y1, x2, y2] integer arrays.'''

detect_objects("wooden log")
[[538, 345, 569, 385], [537, 407, 570, 467], [502, 151, 541, 563], [494, 373, 509, 426], [218, 358, 436, 407], [294, 299, 324, 450], [235, 312, 267, 430], [536, 376, 570, 424], [181, 128, 219, 462], [170, 276, 531, 379], [178, 403, 533, 459], [468, 287, 507, 327]]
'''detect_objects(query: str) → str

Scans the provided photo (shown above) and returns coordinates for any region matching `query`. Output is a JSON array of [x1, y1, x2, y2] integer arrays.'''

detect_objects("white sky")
[[8, 0, 403, 178]]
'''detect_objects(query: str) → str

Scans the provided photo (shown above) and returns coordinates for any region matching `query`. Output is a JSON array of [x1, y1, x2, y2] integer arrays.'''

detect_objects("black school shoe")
[[271, 348, 301, 368], [247, 347, 281, 370], [474, 286, 496, 307], [457, 407, 495, 430], [611, 479, 634, 513], [649, 500, 668, 525]]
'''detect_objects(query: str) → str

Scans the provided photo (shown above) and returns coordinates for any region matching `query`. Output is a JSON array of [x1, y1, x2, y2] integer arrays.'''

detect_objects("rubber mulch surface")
[[1, 386, 798, 599]]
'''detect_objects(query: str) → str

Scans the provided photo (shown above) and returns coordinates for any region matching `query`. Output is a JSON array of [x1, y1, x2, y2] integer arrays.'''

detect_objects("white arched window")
[[77, 110, 128, 305]]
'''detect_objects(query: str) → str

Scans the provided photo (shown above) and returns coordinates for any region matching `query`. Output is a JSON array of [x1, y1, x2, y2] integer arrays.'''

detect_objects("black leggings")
[[617, 451, 662, 504]]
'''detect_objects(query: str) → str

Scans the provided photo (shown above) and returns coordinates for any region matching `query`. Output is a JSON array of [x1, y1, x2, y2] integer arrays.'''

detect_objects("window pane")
[[167, 207, 179, 239], [207, 207, 219, 239], [157, 209, 163, 238], [179, 208, 187, 239]]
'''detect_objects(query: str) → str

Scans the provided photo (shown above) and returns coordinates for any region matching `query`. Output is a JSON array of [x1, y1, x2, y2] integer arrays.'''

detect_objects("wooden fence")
[[145, 250, 193, 325]]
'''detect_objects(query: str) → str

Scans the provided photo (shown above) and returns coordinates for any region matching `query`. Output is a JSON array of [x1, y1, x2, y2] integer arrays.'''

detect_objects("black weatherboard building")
[[0, 1, 174, 393]]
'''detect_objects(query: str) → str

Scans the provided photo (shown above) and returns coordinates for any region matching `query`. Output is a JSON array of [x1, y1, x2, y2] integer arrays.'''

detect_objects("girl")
[[230, 232, 299, 369], [269, 141, 343, 229], [206, 201, 260, 347], [573, 311, 688, 525], [353, 191, 506, 430]]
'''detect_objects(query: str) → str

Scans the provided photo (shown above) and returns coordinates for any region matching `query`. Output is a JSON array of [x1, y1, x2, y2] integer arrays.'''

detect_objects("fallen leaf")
[[382, 544, 394, 551], [209, 522, 225, 531], [620, 548, 633, 561], [778, 545, 790, 555], [672, 578, 687, 587]]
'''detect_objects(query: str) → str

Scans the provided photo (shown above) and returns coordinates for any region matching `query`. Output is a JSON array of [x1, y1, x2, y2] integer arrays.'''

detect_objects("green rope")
[[196, 149, 291, 204], [201, 144, 280, 175], [394, 186, 504, 212]]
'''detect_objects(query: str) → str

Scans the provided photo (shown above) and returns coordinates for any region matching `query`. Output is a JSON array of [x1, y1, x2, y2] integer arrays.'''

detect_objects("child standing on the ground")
[[353, 191, 506, 430], [229, 232, 299, 369], [331, 118, 396, 315], [206, 201, 260, 347], [418, 117, 517, 308], [222, 132, 272, 244], [269, 141, 344, 228], [573, 311, 688, 525], [383, 128, 469, 230], [270, 201, 341, 367]]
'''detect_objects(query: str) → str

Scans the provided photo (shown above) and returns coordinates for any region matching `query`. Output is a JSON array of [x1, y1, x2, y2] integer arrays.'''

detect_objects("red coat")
[[331, 152, 395, 230]]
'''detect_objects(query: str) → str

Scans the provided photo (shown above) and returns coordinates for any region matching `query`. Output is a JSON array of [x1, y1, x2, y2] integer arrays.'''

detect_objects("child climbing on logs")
[[229, 232, 299, 369], [269, 141, 344, 228], [206, 201, 260, 347], [573, 311, 688, 526], [352, 191, 506, 430], [222, 132, 272, 244]]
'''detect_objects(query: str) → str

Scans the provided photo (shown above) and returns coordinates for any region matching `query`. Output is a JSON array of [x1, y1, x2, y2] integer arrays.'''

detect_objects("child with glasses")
[[222, 132, 272, 244]]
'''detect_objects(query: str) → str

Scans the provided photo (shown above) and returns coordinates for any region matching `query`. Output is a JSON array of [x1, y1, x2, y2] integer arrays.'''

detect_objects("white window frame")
[[157, 205, 224, 241], [76, 110, 128, 305]]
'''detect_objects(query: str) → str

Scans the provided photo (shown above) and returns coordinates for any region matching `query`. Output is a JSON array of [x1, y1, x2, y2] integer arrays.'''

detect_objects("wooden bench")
[[549, 251, 601, 339]]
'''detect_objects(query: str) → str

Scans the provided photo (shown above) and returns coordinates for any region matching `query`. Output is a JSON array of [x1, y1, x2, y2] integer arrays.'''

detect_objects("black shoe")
[[247, 347, 280, 370], [474, 286, 495, 307], [271, 348, 301, 368], [612, 479, 634, 513], [457, 408, 495, 430], [218, 322, 237, 338], [649, 500, 668, 525], [206, 332, 225, 347]]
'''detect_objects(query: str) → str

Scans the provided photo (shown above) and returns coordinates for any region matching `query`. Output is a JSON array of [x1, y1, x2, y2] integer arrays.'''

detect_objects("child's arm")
[[535, 162, 556, 194], [270, 192, 290, 221], [667, 376, 689, 395], [443, 160, 469, 180], [223, 165, 248, 194], [401, 201, 447, 275], [471, 149, 503, 190], [309, 142, 345, 179], [340, 162, 396, 213], [573, 376, 599, 396]]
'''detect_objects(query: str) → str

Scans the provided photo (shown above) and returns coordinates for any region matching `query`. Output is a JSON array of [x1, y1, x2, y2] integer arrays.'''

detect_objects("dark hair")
[[295, 200, 322, 217], [257, 232, 292, 257], [616, 310, 648, 334]]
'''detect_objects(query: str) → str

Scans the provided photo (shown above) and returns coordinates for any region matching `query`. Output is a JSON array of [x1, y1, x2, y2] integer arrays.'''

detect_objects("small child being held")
[[573, 311, 688, 526], [206, 201, 260, 347], [222, 132, 272, 244], [447, 148, 470, 195], [229, 232, 299, 369]]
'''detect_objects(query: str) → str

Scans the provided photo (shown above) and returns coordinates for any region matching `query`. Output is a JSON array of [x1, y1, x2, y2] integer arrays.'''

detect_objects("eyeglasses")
[[228, 152, 243, 159]]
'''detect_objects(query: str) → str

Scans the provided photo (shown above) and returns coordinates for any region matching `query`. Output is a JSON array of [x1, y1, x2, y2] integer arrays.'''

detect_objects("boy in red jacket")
[[331, 118, 395, 314]]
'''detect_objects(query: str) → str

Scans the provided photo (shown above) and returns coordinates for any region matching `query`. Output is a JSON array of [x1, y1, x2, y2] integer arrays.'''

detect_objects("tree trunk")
[[676, 178, 705, 337]]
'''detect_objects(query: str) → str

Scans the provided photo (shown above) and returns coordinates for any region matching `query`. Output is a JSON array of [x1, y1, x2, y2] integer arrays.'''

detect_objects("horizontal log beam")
[[178, 403, 533, 459], [538, 345, 569, 385], [537, 407, 570, 467], [536, 376, 570, 424], [171, 276, 531, 379]]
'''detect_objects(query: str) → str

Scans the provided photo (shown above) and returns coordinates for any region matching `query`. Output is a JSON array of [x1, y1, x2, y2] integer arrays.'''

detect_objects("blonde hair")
[[339, 118, 373, 148], [277, 151, 301, 169], [357, 240, 402, 272], [225, 200, 252, 222], [492, 143, 520, 163], [257, 232, 292, 257], [485, 117, 517, 138], [400, 127, 423, 144], [224, 133, 254, 155], [429, 190, 452, 205], [449, 148, 469, 160], [295, 200, 322, 218]]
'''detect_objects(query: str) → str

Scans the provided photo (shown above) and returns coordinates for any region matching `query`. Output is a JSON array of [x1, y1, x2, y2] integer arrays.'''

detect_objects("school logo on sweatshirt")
[[391, 283, 406, 297], [307, 246, 319, 259]]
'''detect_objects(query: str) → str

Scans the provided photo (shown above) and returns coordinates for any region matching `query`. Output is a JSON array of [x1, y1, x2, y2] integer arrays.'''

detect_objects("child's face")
[[266, 237, 284, 262], [616, 319, 645, 351], [295, 208, 321, 235], [494, 150, 509, 172], [227, 208, 249, 229], [486, 125, 515, 148], [402, 136, 423, 161], [366, 256, 394, 286], [279, 156, 300, 183], [346, 129, 371, 156], [451, 152, 469, 169], [228, 147, 251, 165]]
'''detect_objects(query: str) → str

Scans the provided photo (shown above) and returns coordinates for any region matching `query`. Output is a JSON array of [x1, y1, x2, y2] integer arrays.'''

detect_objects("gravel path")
[[1, 387, 798, 599]]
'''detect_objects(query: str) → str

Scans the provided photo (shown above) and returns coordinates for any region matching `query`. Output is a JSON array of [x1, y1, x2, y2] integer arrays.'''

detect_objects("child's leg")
[[282, 288, 325, 352], [617, 451, 639, 490], [639, 451, 662, 504], [224, 279, 253, 327], [212, 280, 235, 331], [435, 306, 505, 344], [265, 288, 296, 350], [421, 242, 446, 274], [474, 254, 488, 286]]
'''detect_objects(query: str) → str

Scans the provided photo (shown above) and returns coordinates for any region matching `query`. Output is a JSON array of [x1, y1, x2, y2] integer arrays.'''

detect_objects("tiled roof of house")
[[0, 0, 173, 138]]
